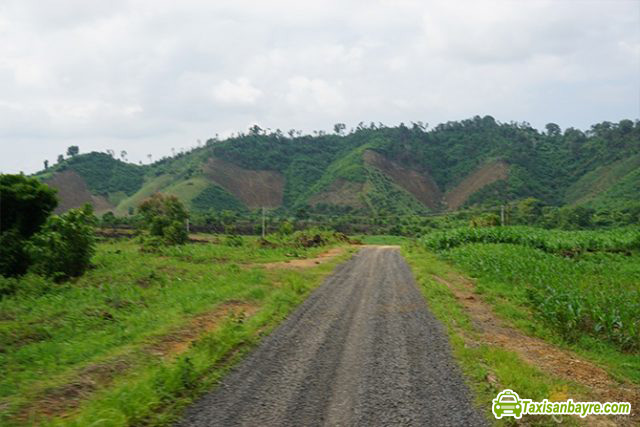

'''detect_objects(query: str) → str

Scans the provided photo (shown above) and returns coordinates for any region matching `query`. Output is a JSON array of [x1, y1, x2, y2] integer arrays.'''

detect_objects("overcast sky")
[[1, 0, 639, 174]]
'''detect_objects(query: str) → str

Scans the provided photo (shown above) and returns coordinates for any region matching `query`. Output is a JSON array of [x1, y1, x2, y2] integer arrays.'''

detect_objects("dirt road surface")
[[178, 247, 486, 426]]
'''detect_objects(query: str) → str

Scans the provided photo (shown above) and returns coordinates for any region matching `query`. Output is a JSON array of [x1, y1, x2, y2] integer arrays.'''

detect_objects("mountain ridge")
[[33, 116, 640, 215]]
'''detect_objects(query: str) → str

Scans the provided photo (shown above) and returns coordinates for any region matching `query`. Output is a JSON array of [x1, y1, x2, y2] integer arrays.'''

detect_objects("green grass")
[[441, 243, 640, 380], [114, 175, 175, 215], [422, 226, 640, 255], [418, 226, 640, 381], [566, 154, 640, 205], [402, 246, 581, 426], [0, 238, 355, 425]]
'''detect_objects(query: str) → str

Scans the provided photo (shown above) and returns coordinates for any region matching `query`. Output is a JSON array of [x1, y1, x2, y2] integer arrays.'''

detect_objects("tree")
[[120, 150, 128, 161], [0, 174, 58, 276], [57, 154, 64, 164], [138, 194, 189, 245], [43, 160, 49, 170], [333, 123, 346, 135], [67, 145, 79, 157], [27, 204, 97, 279], [147, 154, 152, 163], [545, 123, 561, 137], [106, 149, 115, 158]]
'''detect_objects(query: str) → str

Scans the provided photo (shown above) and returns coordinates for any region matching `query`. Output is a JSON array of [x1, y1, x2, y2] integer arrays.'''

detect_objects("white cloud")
[[213, 78, 263, 105], [0, 0, 638, 173], [286, 77, 346, 114]]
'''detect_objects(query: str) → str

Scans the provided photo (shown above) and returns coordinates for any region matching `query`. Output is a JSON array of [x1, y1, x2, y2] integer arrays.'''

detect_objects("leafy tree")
[[57, 154, 64, 164], [333, 123, 346, 135], [138, 194, 189, 245], [43, 160, 49, 170], [545, 123, 561, 137], [120, 150, 128, 161], [0, 175, 58, 276], [27, 205, 97, 279], [67, 145, 79, 157], [101, 211, 117, 226]]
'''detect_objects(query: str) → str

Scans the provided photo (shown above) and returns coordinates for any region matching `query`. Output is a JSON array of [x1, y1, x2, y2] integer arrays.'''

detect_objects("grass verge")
[[0, 238, 356, 426], [403, 245, 588, 426]]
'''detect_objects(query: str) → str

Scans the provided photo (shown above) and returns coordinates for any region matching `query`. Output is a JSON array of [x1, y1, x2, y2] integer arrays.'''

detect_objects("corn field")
[[421, 227, 640, 352]]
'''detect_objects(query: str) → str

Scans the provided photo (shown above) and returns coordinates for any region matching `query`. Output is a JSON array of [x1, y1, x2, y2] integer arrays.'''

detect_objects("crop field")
[[417, 226, 640, 381], [0, 234, 354, 426]]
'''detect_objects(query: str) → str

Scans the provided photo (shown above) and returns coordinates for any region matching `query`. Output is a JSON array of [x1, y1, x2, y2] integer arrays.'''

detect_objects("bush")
[[470, 213, 500, 227], [138, 194, 189, 246], [27, 205, 97, 279], [0, 174, 58, 276]]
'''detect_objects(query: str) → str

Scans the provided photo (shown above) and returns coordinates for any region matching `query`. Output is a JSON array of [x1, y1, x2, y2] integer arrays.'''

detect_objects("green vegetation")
[[43, 152, 145, 197], [138, 194, 189, 246], [418, 226, 640, 379], [192, 184, 247, 212], [26, 205, 97, 280], [0, 175, 58, 277], [0, 175, 97, 285], [0, 236, 354, 426], [34, 117, 640, 218], [403, 248, 581, 426], [422, 226, 640, 255]]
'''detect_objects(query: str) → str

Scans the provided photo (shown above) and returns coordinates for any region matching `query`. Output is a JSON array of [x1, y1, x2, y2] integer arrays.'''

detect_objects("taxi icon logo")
[[492, 389, 524, 419]]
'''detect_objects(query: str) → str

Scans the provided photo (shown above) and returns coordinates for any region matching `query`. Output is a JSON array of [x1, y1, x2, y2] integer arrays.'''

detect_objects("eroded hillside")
[[33, 117, 640, 215]]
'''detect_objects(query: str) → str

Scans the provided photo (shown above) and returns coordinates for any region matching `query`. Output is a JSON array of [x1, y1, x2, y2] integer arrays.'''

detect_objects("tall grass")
[[422, 226, 640, 254], [421, 227, 640, 352]]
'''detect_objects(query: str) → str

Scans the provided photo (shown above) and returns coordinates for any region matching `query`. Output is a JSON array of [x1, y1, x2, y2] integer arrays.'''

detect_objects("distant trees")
[[545, 123, 561, 137], [120, 150, 127, 161], [43, 160, 49, 170], [138, 194, 189, 246], [57, 154, 64, 164], [333, 123, 346, 135], [67, 145, 79, 157]]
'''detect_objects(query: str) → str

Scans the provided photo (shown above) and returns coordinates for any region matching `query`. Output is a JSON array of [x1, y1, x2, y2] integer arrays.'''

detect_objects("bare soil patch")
[[15, 301, 259, 422], [443, 160, 509, 210], [203, 157, 284, 208], [432, 274, 640, 425], [45, 170, 114, 214], [363, 150, 442, 209], [309, 179, 366, 208], [250, 247, 346, 270]]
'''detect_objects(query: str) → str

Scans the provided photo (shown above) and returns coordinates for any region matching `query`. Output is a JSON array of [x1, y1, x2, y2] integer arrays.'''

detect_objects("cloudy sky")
[[1, 0, 639, 174]]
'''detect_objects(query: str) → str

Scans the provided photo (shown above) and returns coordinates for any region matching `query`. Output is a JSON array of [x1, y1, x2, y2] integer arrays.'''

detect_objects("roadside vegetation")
[[0, 234, 353, 426], [0, 174, 355, 425], [404, 225, 640, 424]]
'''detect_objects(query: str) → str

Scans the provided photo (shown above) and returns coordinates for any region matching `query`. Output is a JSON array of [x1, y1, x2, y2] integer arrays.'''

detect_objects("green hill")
[[33, 117, 640, 215]]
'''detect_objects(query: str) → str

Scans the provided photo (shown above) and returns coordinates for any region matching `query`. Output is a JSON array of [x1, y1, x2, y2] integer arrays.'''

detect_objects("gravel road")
[[179, 247, 486, 426]]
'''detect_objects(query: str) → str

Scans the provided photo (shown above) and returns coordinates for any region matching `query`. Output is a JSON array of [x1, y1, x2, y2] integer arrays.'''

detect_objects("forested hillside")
[[34, 116, 640, 216]]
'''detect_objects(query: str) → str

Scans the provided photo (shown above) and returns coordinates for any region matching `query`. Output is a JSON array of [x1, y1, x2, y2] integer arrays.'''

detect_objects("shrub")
[[0, 174, 58, 276], [138, 194, 189, 245], [27, 204, 97, 279], [470, 213, 500, 227]]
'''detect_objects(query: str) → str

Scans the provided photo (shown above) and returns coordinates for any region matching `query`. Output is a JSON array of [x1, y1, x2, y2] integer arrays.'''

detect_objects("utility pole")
[[261, 207, 266, 238], [500, 205, 505, 226]]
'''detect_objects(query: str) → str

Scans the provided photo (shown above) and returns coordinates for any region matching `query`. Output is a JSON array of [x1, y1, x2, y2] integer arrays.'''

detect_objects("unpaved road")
[[179, 247, 486, 426]]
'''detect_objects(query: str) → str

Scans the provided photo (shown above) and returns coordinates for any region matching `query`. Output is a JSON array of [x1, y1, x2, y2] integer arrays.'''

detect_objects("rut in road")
[[179, 247, 486, 426]]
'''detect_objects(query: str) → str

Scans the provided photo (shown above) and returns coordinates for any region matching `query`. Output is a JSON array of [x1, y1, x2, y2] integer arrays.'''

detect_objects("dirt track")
[[178, 247, 485, 426]]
